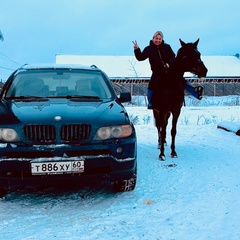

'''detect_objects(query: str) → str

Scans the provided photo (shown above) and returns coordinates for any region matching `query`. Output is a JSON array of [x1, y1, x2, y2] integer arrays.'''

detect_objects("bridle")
[[177, 48, 203, 76]]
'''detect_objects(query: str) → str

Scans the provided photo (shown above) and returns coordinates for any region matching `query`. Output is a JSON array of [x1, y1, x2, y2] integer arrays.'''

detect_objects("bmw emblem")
[[54, 116, 62, 121]]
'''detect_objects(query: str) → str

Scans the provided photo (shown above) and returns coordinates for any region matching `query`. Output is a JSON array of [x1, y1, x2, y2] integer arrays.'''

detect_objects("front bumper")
[[0, 139, 137, 190]]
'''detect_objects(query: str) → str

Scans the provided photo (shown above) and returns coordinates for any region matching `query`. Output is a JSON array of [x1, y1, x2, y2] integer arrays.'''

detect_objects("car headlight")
[[0, 128, 20, 142], [94, 125, 132, 140]]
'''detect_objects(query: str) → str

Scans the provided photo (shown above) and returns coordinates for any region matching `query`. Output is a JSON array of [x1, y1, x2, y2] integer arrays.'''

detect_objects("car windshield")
[[5, 69, 113, 100]]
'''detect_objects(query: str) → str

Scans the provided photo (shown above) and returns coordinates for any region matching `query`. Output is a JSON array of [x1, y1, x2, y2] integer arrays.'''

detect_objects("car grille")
[[23, 124, 91, 143], [61, 124, 91, 142]]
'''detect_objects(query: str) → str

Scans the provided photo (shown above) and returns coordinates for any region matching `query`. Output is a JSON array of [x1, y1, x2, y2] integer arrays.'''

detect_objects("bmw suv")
[[0, 64, 137, 196]]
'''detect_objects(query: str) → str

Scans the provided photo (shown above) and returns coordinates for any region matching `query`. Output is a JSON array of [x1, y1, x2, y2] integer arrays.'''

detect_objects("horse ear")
[[193, 38, 200, 48], [179, 39, 186, 47]]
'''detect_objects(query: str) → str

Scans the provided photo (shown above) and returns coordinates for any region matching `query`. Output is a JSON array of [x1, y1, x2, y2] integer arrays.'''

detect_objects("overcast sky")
[[0, 0, 240, 80]]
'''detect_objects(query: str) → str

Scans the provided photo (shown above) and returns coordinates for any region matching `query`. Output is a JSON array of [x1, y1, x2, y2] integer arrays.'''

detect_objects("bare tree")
[[128, 59, 140, 78], [128, 59, 148, 106]]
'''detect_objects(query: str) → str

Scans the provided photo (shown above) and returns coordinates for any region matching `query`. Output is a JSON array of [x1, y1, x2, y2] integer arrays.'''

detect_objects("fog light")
[[116, 147, 123, 154]]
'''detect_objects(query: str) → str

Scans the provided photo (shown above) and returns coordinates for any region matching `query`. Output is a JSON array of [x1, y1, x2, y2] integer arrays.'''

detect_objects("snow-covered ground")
[[0, 96, 240, 240]]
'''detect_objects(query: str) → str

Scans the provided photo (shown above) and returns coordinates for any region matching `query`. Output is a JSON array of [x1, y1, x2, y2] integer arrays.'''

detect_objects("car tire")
[[0, 188, 7, 198], [113, 166, 137, 192]]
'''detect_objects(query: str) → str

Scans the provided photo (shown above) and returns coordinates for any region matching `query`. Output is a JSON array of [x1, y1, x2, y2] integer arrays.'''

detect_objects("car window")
[[5, 70, 113, 100]]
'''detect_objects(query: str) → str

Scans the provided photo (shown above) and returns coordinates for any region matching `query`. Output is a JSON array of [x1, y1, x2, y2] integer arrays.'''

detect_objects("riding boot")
[[185, 81, 203, 100], [147, 89, 153, 109]]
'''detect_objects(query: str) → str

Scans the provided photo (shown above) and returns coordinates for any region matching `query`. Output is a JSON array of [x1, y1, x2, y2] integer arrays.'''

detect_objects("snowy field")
[[0, 96, 240, 240]]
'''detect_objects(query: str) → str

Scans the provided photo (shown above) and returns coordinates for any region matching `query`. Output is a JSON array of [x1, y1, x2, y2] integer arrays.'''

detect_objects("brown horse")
[[152, 39, 208, 160]]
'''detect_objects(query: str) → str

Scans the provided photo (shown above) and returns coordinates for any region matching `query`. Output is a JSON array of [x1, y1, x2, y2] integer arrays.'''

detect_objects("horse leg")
[[153, 110, 162, 149], [157, 126, 161, 149], [156, 112, 169, 149], [159, 115, 168, 161], [165, 112, 170, 145], [153, 109, 168, 160], [170, 113, 180, 158]]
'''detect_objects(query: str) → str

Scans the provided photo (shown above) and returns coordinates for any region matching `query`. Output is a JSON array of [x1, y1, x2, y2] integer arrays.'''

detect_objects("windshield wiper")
[[68, 95, 103, 102], [5, 96, 49, 101], [66, 95, 101, 99], [47, 95, 101, 100]]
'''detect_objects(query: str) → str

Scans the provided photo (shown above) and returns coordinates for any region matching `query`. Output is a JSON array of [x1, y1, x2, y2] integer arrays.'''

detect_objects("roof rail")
[[18, 63, 28, 70], [90, 65, 98, 68]]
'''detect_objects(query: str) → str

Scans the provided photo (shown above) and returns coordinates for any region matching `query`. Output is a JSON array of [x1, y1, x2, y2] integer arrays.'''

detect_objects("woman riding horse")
[[133, 31, 203, 109], [134, 34, 208, 160], [152, 38, 207, 160]]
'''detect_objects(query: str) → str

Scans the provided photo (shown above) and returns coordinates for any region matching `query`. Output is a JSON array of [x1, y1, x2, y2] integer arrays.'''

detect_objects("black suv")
[[0, 64, 137, 196]]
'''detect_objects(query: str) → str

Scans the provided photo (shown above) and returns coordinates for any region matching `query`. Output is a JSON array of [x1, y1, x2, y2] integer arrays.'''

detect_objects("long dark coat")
[[134, 40, 175, 90]]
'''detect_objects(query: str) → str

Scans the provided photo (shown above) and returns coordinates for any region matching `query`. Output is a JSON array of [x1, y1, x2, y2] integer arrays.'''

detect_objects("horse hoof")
[[159, 155, 165, 161], [171, 153, 178, 158]]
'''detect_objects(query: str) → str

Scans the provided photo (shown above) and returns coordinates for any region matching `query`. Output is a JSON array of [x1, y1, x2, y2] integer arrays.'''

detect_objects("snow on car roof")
[[20, 63, 99, 71]]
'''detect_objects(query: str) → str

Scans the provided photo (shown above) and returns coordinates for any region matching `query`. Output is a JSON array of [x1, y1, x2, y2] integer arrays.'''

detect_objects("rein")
[[157, 48, 165, 66]]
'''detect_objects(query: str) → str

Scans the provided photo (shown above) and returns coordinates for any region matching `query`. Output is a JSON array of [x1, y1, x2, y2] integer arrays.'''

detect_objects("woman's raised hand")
[[132, 40, 139, 50]]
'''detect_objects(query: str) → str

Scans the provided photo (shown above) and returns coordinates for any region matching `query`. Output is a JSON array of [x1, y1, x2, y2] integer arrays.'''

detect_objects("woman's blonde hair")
[[153, 31, 163, 39]]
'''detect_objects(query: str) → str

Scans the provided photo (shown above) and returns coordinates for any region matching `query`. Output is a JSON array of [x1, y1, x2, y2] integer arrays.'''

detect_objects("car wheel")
[[0, 188, 7, 198], [113, 166, 137, 192]]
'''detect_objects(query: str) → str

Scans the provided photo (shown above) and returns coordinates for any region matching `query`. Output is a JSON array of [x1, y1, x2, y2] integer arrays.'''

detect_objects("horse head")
[[177, 39, 208, 78]]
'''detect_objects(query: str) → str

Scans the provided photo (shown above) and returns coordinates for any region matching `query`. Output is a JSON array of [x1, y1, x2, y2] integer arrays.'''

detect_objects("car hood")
[[0, 99, 130, 126]]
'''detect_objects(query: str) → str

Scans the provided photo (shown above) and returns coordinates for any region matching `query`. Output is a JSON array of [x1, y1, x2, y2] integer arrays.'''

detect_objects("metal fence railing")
[[111, 78, 240, 97]]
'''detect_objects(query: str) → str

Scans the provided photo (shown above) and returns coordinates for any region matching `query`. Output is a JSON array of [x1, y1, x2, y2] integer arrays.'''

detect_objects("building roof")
[[55, 55, 240, 78]]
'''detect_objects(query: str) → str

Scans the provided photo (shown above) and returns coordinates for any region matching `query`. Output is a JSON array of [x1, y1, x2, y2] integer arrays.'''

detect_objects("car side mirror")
[[119, 92, 131, 103]]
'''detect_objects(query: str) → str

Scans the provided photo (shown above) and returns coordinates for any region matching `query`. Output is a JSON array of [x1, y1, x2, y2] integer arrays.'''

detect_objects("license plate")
[[31, 160, 84, 175]]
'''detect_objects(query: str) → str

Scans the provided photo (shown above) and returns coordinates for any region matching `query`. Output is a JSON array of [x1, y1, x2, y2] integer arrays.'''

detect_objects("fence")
[[111, 77, 240, 97]]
